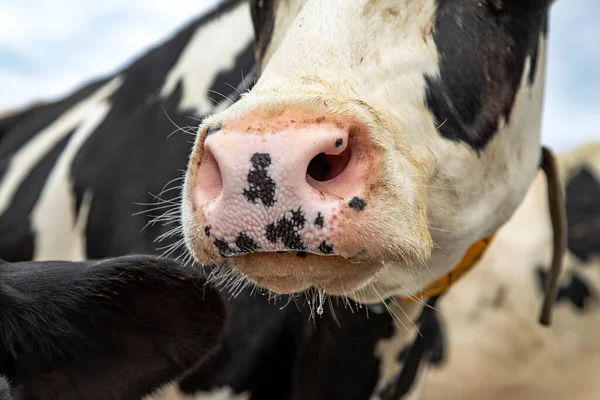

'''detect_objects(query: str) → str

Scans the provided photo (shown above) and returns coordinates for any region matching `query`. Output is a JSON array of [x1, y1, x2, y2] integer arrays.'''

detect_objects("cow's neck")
[[364, 234, 495, 398]]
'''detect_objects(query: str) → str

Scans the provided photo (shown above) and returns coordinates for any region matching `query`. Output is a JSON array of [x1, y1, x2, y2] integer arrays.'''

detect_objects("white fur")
[[160, 1, 254, 114], [371, 302, 423, 399], [30, 97, 112, 260], [146, 383, 250, 400], [0, 77, 122, 218]]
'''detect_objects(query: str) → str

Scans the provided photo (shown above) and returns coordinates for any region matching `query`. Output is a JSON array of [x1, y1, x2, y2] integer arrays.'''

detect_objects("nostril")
[[307, 145, 352, 182], [196, 146, 223, 205]]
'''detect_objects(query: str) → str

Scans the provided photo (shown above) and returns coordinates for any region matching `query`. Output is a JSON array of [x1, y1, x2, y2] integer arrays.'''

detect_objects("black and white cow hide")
[[0, 1, 598, 400]]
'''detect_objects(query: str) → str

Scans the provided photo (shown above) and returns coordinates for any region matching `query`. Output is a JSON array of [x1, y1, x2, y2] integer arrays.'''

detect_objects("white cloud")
[[0, 0, 598, 152]]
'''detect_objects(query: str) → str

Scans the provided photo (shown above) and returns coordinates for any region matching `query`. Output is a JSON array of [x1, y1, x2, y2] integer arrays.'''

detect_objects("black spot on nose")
[[318, 241, 334, 254], [314, 212, 324, 229], [214, 238, 235, 257], [206, 123, 222, 137], [335, 138, 343, 147], [235, 232, 260, 254], [204, 226, 211, 237], [265, 208, 307, 251], [243, 153, 277, 207], [349, 196, 366, 211]]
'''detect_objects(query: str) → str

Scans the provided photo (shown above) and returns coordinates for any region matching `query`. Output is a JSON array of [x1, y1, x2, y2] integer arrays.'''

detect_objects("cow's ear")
[[0, 255, 226, 400]]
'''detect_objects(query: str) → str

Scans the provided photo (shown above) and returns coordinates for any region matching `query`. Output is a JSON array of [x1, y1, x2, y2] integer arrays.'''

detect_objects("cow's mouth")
[[222, 251, 380, 295]]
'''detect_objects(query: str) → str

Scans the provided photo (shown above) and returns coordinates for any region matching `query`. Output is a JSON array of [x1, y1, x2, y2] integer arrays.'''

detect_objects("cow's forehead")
[[250, 0, 549, 152]]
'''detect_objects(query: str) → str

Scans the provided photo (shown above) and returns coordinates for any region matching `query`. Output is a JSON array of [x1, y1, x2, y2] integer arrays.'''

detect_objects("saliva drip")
[[316, 289, 326, 316]]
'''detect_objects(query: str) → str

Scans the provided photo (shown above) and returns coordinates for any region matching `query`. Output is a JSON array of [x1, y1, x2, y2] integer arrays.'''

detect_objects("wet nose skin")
[[192, 115, 372, 260]]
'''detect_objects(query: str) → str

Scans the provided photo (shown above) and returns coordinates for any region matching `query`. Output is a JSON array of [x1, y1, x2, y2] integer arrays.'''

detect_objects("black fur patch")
[[0, 255, 225, 400], [265, 208, 306, 251], [425, 1, 549, 151], [314, 213, 324, 229], [379, 297, 443, 399], [318, 241, 334, 255], [349, 196, 366, 211], [235, 232, 260, 254], [536, 268, 594, 311], [565, 168, 600, 262], [214, 239, 235, 257], [250, 0, 276, 66], [207, 41, 255, 106], [243, 153, 276, 207]]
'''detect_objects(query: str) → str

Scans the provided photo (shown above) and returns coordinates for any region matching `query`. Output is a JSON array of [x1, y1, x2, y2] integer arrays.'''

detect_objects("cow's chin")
[[216, 252, 381, 296]]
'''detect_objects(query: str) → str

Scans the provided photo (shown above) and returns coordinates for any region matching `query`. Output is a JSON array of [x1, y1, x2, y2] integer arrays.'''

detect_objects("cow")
[[0, 0, 591, 399], [179, 0, 557, 394], [0, 255, 226, 400]]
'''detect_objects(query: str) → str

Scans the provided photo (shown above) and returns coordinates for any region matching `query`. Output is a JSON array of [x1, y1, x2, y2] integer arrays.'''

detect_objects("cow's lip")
[[218, 249, 370, 263], [220, 252, 380, 295]]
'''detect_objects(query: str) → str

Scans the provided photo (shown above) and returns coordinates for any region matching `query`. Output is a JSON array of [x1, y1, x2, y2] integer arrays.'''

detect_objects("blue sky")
[[0, 0, 597, 151]]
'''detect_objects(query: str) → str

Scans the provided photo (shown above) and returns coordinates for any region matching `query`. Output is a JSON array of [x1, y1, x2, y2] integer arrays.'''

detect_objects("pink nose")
[[192, 116, 370, 258]]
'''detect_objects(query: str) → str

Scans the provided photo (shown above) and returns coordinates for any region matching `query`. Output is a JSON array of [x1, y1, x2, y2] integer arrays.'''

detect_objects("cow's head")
[[182, 0, 553, 302]]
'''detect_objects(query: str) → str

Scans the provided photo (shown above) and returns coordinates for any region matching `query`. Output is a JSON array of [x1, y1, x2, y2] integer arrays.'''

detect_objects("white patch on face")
[[30, 96, 113, 261], [160, 1, 255, 114], [145, 383, 250, 400], [0, 77, 122, 219], [368, 34, 550, 299]]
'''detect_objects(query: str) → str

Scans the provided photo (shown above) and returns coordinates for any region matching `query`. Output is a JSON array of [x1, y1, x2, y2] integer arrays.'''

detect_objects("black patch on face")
[[250, 0, 276, 65], [425, 2, 549, 151], [314, 213, 324, 229], [214, 238, 235, 257], [349, 196, 366, 211], [296, 251, 307, 258], [235, 232, 260, 254], [565, 168, 600, 262], [265, 208, 306, 251], [204, 226, 211, 237], [243, 153, 277, 207], [318, 241, 334, 255], [335, 138, 343, 148], [536, 268, 594, 311], [206, 123, 222, 137]]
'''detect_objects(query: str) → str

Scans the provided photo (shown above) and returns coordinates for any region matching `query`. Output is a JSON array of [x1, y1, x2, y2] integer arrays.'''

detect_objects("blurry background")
[[0, 0, 597, 151]]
